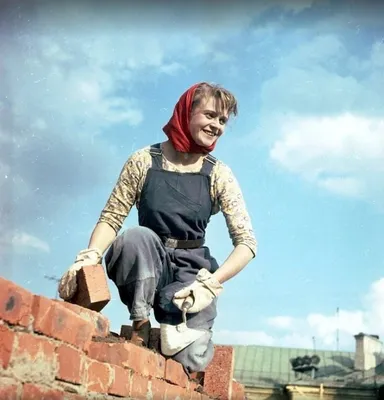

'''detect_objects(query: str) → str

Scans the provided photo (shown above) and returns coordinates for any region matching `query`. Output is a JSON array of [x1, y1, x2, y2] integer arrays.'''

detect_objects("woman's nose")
[[210, 118, 221, 130]]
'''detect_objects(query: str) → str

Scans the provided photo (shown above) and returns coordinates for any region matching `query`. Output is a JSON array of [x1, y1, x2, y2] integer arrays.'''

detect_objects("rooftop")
[[233, 344, 384, 389]]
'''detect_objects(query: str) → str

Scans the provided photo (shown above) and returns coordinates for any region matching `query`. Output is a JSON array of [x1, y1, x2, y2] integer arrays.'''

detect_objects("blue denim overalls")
[[105, 143, 219, 371]]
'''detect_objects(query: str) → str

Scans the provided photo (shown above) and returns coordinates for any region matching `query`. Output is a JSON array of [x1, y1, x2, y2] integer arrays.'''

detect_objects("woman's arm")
[[212, 162, 258, 283], [87, 149, 148, 255], [88, 222, 117, 255], [213, 244, 254, 284]]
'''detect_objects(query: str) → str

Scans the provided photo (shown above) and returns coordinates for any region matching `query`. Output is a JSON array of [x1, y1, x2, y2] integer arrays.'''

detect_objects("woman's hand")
[[172, 268, 223, 313]]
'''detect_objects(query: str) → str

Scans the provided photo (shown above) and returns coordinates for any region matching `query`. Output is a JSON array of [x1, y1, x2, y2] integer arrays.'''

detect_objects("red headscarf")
[[162, 82, 217, 154]]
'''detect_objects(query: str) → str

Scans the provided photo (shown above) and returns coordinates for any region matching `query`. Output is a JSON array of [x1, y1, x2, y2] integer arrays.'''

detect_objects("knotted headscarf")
[[162, 83, 217, 154]]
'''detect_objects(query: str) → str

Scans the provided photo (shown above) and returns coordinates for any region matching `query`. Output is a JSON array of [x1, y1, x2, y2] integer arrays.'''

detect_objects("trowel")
[[160, 294, 206, 356]]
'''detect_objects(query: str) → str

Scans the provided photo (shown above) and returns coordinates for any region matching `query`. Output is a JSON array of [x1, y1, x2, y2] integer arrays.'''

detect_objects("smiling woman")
[[189, 83, 234, 146], [189, 98, 229, 147], [57, 81, 257, 374]]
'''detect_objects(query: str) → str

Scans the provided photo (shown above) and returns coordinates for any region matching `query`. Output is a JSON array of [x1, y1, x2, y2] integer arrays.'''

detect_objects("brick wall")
[[0, 277, 245, 399]]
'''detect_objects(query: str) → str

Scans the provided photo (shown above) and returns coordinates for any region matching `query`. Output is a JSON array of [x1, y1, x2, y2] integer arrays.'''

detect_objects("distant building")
[[233, 333, 384, 399]]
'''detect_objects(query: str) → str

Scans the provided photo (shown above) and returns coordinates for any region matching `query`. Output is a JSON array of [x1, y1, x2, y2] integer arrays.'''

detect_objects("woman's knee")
[[172, 332, 214, 373], [120, 226, 158, 246], [105, 226, 165, 283], [108, 226, 159, 258]]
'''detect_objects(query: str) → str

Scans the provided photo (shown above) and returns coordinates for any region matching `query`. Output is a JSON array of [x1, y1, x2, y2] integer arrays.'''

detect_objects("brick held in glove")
[[172, 268, 223, 313], [58, 248, 102, 301], [68, 264, 111, 312]]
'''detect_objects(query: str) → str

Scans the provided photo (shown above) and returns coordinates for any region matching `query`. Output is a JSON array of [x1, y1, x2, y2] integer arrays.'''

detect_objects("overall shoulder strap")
[[200, 153, 217, 176], [149, 143, 163, 169]]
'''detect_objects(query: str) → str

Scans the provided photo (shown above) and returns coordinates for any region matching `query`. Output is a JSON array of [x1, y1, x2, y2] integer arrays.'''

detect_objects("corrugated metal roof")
[[233, 344, 359, 388]]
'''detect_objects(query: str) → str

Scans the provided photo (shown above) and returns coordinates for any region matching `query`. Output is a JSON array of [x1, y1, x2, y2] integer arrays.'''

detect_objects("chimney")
[[354, 333, 383, 371]]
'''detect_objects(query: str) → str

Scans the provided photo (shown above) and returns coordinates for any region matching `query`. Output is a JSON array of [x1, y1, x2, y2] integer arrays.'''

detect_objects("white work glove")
[[58, 248, 102, 301], [172, 268, 223, 314]]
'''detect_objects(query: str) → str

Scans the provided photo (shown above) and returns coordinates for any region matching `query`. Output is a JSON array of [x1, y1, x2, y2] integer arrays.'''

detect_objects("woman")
[[58, 82, 257, 373]]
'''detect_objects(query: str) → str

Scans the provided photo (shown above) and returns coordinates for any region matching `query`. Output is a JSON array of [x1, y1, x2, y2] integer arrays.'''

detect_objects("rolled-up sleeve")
[[215, 163, 258, 257], [98, 152, 142, 233]]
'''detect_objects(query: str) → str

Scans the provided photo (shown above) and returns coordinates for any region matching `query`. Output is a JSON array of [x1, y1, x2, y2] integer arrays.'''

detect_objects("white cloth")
[[160, 323, 206, 356]]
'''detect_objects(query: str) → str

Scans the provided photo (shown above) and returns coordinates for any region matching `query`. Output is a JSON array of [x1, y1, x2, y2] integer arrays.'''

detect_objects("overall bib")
[[105, 143, 219, 371]]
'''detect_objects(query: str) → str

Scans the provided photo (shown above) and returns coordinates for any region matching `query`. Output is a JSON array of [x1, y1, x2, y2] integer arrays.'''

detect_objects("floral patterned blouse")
[[98, 145, 257, 256]]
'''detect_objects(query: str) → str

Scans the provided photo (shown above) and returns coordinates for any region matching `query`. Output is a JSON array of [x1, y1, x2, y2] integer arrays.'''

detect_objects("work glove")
[[58, 248, 102, 301], [172, 268, 223, 314]]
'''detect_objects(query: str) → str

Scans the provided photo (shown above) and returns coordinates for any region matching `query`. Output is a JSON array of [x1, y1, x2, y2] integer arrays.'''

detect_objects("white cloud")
[[364, 278, 384, 333], [307, 310, 366, 346], [270, 113, 384, 202], [280, 35, 346, 68], [158, 62, 186, 76], [267, 316, 294, 329], [214, 329, 275, 346], [241, 31, 384, 208], [261, 65, 370, 116], [215, 277, 384, 351], [278, 333, 315, 349], [0, 232, 50, 254], [317, 177, 363, 198], [372, 42, 384, 68], [242, 34, 383, 152]]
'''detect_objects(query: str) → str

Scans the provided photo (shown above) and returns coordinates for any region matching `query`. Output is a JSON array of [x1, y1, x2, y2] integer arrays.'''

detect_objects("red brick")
[[109, 365, 130, 397], [87, 341, 165, 378], [0, 278, 33, 327], [21, 383, 64, 400], [32, 295, 93, 349], [56, 344, 84, 384], [86, 359, 111, 393], [12, 332, 56, 382], [203, 346, 234, 400], [0, 324, 15, 369], [165, 382, 188, 399], [232, 379, 245, 400], [0, 380, 19, 400], [165, 358, 189, 388], [150, 378, 167, 400], [54, 300, 110, 337], [130, 373, 148, 399], [14, 331, 55, 358], [140, 350, 165, 379], [63, 393, 84, 400], [128, 346, 164, 378], [189, 381, 200, 392], [68, 265, 111, 312], [190, 389, 202, 400]]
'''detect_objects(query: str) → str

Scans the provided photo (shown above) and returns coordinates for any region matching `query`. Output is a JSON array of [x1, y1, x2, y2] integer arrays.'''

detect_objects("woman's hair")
[[191, 82, 238, 117]]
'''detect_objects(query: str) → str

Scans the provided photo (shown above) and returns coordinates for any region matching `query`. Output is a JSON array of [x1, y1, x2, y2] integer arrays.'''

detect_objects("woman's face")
[[189, 97, 229, 149]]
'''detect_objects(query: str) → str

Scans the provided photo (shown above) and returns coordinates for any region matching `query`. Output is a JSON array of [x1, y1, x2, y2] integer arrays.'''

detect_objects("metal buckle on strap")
[[205, 154, 217, 165], [162, 237, 205, 249]]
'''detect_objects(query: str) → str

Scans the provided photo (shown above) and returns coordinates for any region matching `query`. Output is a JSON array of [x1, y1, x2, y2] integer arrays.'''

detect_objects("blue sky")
[[1, 0, 384, 352]]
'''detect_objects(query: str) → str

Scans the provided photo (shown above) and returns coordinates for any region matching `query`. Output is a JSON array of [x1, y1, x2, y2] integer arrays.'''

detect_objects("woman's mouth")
[[203, 129, 216, 137]]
